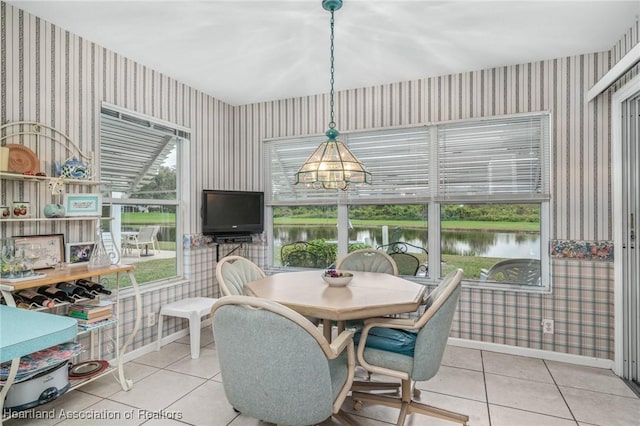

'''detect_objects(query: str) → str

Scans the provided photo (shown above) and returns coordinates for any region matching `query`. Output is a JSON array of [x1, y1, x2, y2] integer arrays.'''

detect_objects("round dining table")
[[244, 270, 427, 342]]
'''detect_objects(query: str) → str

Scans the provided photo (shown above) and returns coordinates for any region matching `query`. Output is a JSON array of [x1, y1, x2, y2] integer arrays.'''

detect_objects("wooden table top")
[[245, 270, 427, 321]]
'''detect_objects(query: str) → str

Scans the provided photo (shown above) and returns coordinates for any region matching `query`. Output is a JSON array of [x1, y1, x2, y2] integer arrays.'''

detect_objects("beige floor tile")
[[164, 380, 238, 426], [483, 351, 553, 383], [442, 345, 483, 371], [55, 399, 145, 426], [108, 369, 206, 412], [546, 360, 637, 398], [415, 365, 487, 402], [489, 404, 578, 426], [164, 346, 220, 379], [410, 390, 490, 426], [74, 363, 159, 398], [485, 373, 572, 419], [560, 385, 640, 426], [175, 325, 215, 349], [131, 343, 191, 369]]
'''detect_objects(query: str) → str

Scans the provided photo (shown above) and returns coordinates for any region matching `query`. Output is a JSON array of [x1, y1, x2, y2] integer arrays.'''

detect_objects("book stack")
[[67, 300, 114, 327]]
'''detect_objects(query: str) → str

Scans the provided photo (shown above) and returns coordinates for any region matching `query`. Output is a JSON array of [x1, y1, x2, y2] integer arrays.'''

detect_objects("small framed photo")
[[63, 193, 102, 216], [14, 234, 65, 269], [66, 242, 96, 267]]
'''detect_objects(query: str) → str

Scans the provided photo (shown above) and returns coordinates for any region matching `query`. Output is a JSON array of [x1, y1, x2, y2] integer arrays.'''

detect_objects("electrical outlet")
[[147, 312, 156, 328], [542, 319, 554, 334]]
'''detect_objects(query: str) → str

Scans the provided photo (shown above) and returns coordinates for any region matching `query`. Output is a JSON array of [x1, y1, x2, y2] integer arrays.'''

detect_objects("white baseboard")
[[121, 317, 214, 363], [448, 337, 614, 370]]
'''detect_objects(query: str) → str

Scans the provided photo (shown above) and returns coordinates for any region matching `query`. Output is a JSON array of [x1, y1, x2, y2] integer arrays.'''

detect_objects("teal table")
[[0, 305, 77, 422]]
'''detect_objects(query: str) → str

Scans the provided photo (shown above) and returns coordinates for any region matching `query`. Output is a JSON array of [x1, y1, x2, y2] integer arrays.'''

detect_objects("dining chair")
[[351, 269, 468, 426], [215, 255, 266, 296], [211, 295, 356, 425], [336, 248, 399, 275]]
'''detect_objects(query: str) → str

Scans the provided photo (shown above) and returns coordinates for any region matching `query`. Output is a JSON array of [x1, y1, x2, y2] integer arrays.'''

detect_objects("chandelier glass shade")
[[295, 0, 371, 191]]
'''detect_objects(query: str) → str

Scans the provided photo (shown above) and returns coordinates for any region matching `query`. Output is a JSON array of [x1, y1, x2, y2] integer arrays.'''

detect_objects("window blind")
[[437, 114, 550, 202], [265, 113, 550, 205]]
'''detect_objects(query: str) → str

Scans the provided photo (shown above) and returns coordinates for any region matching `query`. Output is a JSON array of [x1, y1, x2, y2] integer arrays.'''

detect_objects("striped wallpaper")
[[1, 1, 638, 360]]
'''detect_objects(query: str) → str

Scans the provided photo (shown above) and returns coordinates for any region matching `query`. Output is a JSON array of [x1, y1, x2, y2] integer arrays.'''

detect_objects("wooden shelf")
[[0, 171, 100, 186], [0, 216, 104, 223], [0, 264, 135, 292]]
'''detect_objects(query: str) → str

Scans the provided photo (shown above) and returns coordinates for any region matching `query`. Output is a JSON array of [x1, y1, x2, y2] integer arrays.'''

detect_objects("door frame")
[[613, 73, 640, 376]]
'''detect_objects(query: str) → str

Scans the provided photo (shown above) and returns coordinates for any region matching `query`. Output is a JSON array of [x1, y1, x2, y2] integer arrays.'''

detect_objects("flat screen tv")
[[202, 190, 264, 237]]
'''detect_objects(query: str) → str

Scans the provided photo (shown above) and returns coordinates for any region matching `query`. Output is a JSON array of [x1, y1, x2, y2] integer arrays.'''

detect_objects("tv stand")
[[212, 235, 253, 261], [213, 235, 253, 244]]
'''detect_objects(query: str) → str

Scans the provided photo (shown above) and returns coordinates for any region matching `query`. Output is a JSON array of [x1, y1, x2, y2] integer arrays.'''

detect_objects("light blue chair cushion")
[[213, 302, 348, 425], [220, 259, 263, 295], [357, 283, 462, 382]]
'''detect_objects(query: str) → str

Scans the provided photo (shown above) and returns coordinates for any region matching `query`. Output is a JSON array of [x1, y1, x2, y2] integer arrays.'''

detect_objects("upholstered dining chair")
[[336, 248, 399, 276], [351, 269, 469, 426], [211, 295, 356, 425], [215, 255, 266, 296]]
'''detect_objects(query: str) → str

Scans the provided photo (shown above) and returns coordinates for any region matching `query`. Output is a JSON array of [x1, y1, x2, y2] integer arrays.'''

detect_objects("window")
[[99, 104, 190, 287], [265, 113, 551, 291]]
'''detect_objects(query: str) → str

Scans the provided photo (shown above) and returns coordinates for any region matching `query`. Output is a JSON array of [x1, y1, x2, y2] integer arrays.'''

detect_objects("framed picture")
[[63, 193, 102, 216], [65, 241, 96, 267], [14, 234, 65, 269]]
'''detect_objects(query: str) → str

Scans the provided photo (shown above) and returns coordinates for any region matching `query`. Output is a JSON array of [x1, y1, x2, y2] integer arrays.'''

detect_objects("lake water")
[[274, 226, 540, 259]]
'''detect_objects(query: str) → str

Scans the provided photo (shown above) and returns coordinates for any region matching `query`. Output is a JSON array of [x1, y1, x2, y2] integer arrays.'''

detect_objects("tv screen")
[[202, 190, 264, 236]]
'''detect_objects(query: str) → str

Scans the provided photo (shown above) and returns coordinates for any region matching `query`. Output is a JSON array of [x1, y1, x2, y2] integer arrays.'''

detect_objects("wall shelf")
[[0, 171, 101, 186]]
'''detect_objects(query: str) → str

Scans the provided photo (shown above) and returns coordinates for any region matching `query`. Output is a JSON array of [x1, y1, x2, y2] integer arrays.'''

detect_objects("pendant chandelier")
[[295, 0, 371, 191]]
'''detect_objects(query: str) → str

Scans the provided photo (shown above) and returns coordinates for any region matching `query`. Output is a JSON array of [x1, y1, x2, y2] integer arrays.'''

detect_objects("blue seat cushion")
[[354, 327, 417, 356]]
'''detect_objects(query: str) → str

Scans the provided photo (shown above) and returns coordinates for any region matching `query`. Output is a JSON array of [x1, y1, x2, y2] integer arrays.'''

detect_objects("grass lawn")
[[102, 258, 176, 289]]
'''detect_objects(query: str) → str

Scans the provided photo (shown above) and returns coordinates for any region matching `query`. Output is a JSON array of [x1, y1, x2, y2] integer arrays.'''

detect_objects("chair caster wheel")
[[413, 387, 421, 398], [353, 400, 363, 411]]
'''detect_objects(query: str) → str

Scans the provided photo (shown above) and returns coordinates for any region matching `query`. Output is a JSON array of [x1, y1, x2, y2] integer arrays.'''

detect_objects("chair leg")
[[188, 312, 202, 359], [156, 313, 164, 351], [408, 401, 469, 425], [352, 378, 469, 426]]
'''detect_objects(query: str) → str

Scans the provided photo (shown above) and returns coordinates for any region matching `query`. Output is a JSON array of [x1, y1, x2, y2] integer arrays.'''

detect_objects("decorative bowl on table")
[[321, 270, 353, 287]]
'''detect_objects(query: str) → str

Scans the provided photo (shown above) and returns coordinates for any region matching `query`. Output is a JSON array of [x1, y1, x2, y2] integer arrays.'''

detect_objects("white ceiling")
[[8, 0, 640, 106]]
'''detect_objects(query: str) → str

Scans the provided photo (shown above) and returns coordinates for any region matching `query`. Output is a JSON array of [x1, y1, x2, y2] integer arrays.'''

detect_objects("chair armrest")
[[356, 317, 415, 381], [328, 329, 354, 358], [363, 316, 417, 329]]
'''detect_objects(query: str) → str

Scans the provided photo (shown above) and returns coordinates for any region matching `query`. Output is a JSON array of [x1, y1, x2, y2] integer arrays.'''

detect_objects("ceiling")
[[8, 0, 640, 106]]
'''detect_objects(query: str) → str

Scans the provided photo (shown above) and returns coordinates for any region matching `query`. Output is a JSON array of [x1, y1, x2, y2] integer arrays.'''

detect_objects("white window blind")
[[265, 113, 549, 205], [437, 115, 550, 202]]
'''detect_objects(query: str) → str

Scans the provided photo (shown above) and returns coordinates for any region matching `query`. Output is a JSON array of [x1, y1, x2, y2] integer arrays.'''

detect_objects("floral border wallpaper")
[[550, 240, 614, 262]]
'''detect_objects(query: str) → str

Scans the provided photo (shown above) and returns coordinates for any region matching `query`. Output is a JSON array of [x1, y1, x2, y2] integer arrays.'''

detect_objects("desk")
[[0, 306, 77, 422], [245, 270, 426, 342]]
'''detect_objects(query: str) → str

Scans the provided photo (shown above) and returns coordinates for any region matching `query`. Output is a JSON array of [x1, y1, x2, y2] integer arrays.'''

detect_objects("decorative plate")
[[68, 359, 110, 380], [6, 144, 40, 174]]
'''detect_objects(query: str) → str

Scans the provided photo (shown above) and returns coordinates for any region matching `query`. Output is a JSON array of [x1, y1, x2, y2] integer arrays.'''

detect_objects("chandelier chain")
[[329, 10, 335, 129]]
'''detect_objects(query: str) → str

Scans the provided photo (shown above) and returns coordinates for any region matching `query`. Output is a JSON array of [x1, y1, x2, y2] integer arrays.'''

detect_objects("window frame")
[[264, 112, 552, 292], [99, 102, 191, 287]]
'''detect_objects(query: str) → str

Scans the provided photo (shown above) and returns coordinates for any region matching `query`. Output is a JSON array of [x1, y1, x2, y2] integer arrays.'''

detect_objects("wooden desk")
[[245, 270, 426, 342]]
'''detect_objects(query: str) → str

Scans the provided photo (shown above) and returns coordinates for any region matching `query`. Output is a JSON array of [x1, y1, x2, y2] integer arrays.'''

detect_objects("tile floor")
[[4, 326, 640, 426]]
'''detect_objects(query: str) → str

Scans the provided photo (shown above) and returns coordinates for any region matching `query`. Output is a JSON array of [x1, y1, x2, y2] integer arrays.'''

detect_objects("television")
[[202, 190, 264, 239]]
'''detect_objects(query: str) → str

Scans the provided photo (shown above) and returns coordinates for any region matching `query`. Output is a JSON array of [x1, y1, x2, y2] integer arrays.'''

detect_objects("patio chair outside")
[[124, 225, 160, 258]]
